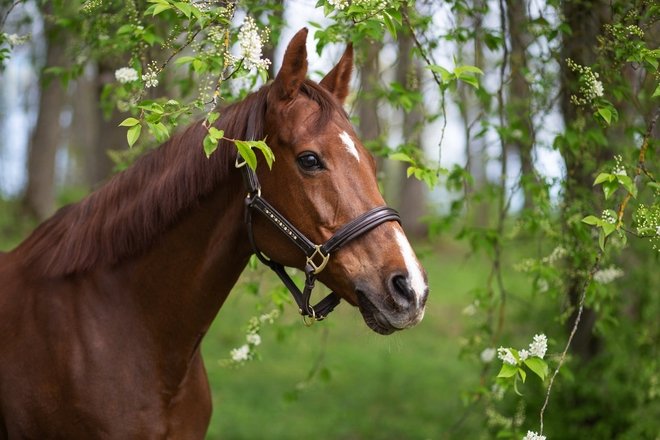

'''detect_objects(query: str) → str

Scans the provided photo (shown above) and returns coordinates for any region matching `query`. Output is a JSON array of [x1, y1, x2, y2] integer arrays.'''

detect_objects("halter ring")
[[302, 307, 317, 326]]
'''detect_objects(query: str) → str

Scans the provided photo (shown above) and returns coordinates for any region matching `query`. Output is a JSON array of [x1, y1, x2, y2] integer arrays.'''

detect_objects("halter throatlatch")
[[237, 153, 401, 322]]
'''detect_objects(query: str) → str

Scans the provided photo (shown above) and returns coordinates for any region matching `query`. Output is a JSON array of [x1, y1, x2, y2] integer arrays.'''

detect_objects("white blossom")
[[497, 347, 517, 365], [480, 347, 496, 363], [528, 334, 548, 359], [114, 67, 139, 84], [523, 430, 546, 440], [592, 80, 604, 97], [519, 349, 530, 361], [328, 0, 350, 8], [6, 33, 30, 46], [142, 71, 159, 88], [237, 16, 271, 70], [246, 333, 261, 346], [593, 265, 624, 284], [230, 344, 250, 362]]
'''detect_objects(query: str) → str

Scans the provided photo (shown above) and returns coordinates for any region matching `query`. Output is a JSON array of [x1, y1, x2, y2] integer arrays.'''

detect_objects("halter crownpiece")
[[237, 152, 401, 322]]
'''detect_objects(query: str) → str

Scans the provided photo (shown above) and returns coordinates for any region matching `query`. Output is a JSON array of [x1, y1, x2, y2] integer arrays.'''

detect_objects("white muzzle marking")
[[394, 228, 426, 305]]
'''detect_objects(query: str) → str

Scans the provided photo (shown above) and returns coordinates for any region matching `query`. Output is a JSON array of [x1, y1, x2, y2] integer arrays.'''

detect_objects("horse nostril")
[[390, 274, 415, 306]]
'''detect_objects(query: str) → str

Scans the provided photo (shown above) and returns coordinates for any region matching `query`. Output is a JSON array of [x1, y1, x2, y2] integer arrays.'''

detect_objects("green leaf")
[[147, 122, 169, 142], [208, 127, 224, 140], [593, 172, 614, 185], [382, 12, 397, 40], [192, 59, 207, 73], [518, 367, 527, 383], [175, 56, 196, 65], [427, 64, 453, 83], [524, 357, 549, 381], [598, 229, 606, 251], [127, 124, 141, 148], [251, 140, 275, 169], [581, 215, 600, 226], [206, 112, 220, 125], [457, 75, 479, 89], [497, 363, 518, 379], [602, 222, 616, 236], [152, 3, 173, 15], [602, 181, 618, 200], [389, 152, 414, 163], [119, 117, 140, 127], [203, 134, 218, 158], [174, 1, 192, 17], [653, 84, 660, 98], [616, 175, 637, 198], [597, 107, 612, 125], [454, 65, 484, 75], [234, 140, 258, 170]]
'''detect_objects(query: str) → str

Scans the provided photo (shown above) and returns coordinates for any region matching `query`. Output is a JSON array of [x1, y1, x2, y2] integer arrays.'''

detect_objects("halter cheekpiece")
[[237, 134, 401, 323]]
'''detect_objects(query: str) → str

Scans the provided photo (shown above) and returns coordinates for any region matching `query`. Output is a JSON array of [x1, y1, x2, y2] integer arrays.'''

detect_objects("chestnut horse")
[[0, 29, 428, 438]]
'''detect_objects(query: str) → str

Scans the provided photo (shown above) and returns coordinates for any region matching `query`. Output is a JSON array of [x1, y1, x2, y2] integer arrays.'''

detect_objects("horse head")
[[251, 28, 428, 335]]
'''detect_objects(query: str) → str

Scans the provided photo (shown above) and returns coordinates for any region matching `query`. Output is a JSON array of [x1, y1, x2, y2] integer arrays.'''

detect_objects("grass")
[[201, 244, 494, 439]]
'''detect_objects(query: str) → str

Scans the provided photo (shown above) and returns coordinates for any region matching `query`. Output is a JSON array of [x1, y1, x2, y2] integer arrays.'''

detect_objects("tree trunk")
[[23, 18, 67, 220], [456, 0, 489, 227], [68, 63, 103, 190], [560, 0, 610, 361], [395, 17, 427, 238], [506, 0, 536, 210]]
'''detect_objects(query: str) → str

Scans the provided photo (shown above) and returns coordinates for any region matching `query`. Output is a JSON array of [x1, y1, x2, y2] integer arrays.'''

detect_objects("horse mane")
[[16, 79, 345, 277]]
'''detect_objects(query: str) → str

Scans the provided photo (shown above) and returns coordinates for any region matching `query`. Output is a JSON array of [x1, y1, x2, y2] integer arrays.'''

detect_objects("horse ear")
[[319, 43, 353, 104], [271, 28, 309, 101]]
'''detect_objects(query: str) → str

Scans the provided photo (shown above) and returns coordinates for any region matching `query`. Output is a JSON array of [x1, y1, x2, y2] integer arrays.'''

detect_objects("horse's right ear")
[[271, 28, 309, 101]]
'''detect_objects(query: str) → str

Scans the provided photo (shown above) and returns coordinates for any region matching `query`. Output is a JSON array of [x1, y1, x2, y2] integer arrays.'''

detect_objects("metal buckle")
[[306, 245, 330, 274]]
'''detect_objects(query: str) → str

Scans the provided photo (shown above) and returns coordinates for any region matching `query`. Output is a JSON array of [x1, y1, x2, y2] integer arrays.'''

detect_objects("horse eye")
[[297, 152, 323, 171]]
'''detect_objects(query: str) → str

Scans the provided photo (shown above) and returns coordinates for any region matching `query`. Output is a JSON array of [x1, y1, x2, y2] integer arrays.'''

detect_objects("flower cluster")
[[328, 0, 350, 8], [226, 309, 280, 365], [4, 33, 30, 46], [593, 265, 624, 284], [142, 62, 160, 88], [567, 58, 604, 106], [495, 333, 548, 365], [236, 16, 271, 70], [523, 431, 546, 440], [327, 0, 391, 16], [601, 209, 617, 224], [115, 67, 139, 84], [613, 155, 626, 176], [497, 347, 517, 365], [541, 246, 567, 265]]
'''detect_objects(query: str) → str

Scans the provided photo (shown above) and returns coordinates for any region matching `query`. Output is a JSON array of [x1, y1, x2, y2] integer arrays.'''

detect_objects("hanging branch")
[[538, 107, 659, 435]]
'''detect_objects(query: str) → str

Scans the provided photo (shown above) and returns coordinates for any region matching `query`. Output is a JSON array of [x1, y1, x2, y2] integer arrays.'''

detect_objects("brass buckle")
[[306, 245, 330, 274]]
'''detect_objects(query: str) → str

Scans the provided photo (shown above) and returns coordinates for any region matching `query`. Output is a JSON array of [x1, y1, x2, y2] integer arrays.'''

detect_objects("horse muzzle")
[[356, 273, 428, 335]]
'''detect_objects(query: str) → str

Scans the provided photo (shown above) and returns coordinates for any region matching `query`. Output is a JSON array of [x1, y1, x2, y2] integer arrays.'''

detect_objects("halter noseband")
[[237, 151, 401, 322]]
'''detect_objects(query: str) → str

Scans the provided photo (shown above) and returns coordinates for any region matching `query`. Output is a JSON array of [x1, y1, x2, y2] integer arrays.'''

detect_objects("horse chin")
[[356, 290, 398, 335]]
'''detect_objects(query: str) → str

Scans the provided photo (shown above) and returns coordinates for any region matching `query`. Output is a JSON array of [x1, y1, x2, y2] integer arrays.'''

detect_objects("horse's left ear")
[[271, 28, 309, 101], [320, 44, 354, 104]]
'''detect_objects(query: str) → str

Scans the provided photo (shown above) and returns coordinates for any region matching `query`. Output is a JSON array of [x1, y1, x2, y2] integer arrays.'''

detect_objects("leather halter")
[[237, 144, 401, 322]]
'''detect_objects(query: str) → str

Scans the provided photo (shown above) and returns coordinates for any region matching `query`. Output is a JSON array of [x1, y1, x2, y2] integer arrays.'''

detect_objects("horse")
[[0, 28, 428, 438]]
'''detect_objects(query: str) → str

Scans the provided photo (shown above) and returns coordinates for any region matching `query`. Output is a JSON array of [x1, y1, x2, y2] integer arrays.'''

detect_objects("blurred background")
[[1, 0, 658, 439]]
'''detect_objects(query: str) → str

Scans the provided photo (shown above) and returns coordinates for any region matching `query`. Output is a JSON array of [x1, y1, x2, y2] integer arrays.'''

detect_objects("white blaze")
[[339, 131, 360, 161], [394, 229, 427, 303]]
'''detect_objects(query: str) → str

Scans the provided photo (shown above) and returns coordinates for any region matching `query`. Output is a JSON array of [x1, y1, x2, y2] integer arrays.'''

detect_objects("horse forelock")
[[15, 79, 346, 278]]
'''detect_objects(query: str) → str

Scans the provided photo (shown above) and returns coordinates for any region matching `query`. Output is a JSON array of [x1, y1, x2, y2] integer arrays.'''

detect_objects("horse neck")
[[118, 170, 251, 366]]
